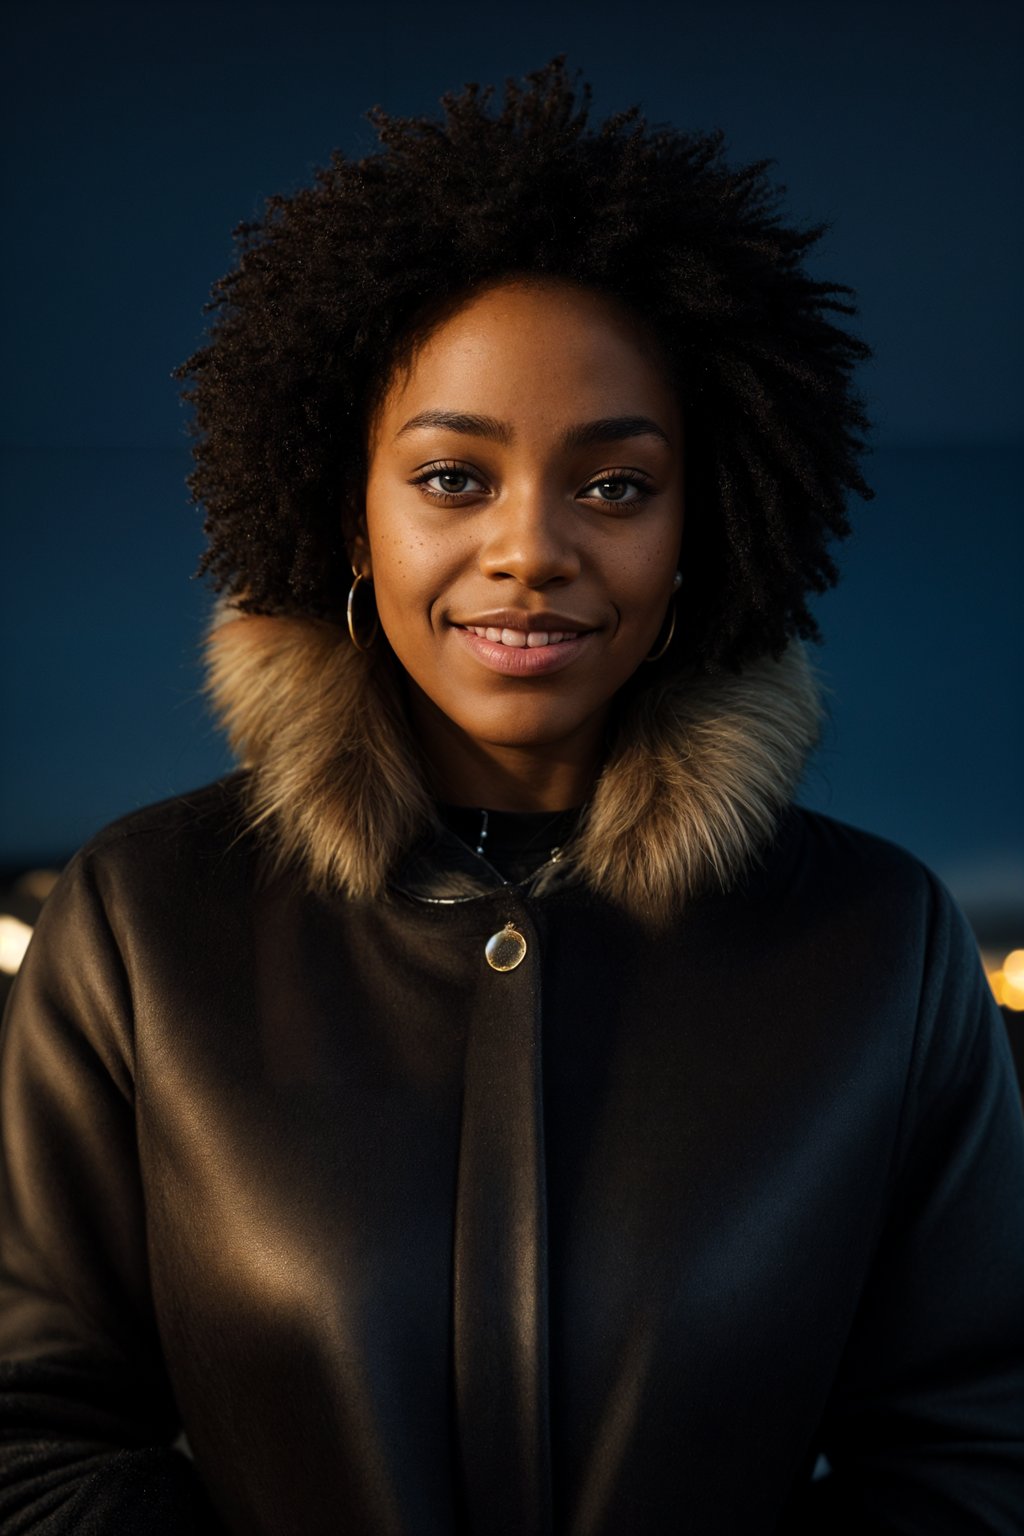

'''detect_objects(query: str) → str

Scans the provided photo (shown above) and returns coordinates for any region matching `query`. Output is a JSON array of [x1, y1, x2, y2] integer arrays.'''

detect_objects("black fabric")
[[434, 802, 584, 884], [0, 774, 1022, 1534]]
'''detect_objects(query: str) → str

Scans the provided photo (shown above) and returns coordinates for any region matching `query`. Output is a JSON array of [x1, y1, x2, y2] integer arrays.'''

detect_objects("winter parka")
[[1, 616, 1022, 1535]]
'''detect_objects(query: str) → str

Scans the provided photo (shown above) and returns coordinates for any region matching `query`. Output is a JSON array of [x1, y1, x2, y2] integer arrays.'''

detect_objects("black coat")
[[1, 772, 1023, 1535]]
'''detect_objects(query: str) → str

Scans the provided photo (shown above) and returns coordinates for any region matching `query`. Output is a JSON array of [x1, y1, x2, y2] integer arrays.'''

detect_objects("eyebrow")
[[394, 410, 671, 450]]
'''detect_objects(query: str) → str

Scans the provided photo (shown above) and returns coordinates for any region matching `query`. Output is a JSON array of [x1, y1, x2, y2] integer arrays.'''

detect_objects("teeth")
[[465, 626, 577, 647]]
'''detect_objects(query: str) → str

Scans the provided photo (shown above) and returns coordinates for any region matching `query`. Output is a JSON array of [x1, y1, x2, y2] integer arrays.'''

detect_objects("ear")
[[349, 518, 373, 581]]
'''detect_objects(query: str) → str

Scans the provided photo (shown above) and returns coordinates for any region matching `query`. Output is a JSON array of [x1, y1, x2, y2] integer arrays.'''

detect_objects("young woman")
[[1, 58, 1021, 1536]]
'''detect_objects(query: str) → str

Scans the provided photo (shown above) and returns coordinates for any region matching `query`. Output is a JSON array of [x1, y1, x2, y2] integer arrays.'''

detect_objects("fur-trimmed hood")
[[205, 612, 823, 922]]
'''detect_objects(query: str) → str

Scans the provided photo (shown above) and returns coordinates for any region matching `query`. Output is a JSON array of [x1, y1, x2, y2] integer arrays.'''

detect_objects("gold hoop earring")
[[346, 571, 379, 651], [645, 601, 677, 663], [645, 571, 682, 663]]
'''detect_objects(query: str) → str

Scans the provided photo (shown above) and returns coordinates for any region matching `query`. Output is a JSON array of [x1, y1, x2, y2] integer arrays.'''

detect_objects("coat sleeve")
[[788, 872, 1024, 1535], [0, 848, 226, 1534]]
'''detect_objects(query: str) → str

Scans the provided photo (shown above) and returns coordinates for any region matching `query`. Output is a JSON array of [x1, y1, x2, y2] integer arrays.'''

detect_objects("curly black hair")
[[175, 55, 872, 672]]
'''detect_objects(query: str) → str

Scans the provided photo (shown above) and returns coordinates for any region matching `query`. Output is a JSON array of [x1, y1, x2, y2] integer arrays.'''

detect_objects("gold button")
[[485, 923, 527, 972]]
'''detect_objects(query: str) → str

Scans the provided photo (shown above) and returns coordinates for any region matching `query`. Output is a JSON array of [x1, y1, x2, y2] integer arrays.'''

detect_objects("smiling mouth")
[[452, 624, 594, 677], [461, 625, 584, 649]]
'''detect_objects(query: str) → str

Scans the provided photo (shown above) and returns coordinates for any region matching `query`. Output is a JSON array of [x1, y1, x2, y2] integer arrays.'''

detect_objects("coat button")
[[485, 923, 527, 972]]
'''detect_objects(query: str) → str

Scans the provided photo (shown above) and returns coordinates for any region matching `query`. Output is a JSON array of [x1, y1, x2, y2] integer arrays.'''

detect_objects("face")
[[358, 278, 684, 806]]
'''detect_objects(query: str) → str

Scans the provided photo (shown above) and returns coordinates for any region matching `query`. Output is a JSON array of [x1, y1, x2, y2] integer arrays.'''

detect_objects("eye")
[[581, 472, 654, 506], [411, 463, 485, 502]]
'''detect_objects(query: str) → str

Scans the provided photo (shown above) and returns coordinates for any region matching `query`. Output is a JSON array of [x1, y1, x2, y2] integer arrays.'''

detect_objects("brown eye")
[[582, 474, 653, 506], [412, 465, 486, 501], [594, 480, 629, 501]]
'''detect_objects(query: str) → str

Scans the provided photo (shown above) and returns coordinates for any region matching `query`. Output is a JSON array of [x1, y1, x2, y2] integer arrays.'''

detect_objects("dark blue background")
[[2, 0, 1021, 928]]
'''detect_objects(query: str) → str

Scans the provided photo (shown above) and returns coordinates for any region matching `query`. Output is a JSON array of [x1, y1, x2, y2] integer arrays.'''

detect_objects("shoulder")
[[777, 809, 1004, 1082], [787, 804, 936, 881], [70, 773, 255, 886], [40, 773, 261, 942], [8, 776, 258, 1041], [772, 804, 957, 926], [757, 812, 1013, 1152], [77, 773, 252, 863], [748, 805, 987, 1021]]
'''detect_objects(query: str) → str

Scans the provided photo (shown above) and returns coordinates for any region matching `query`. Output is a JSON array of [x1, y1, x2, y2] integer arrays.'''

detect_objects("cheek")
[[369, 508, 477, 612], [365, 507, 424, 599], [369, 524, 466, 639], [614, 536, 680, 609]]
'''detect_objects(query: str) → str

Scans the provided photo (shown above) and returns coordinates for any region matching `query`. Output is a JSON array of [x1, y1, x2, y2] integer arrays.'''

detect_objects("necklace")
[[443, 804, 582, 883]]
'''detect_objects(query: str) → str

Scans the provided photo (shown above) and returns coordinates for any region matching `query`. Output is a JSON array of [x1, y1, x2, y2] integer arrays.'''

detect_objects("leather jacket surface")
[[1, 773, 1022, 1534]]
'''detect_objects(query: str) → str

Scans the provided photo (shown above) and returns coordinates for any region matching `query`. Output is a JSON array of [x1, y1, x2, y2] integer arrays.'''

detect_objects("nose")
[[478, 490, 581, 588]]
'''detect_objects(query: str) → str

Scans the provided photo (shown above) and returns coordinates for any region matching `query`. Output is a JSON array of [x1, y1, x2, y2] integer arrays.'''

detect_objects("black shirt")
[[435, 801, 584, 884]]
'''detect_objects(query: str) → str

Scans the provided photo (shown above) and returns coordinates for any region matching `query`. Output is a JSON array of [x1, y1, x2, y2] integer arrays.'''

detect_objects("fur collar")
[[205, 612, 822, 922]]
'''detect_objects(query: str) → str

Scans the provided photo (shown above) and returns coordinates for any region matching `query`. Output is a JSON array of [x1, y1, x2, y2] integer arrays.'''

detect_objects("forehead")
[[373, 279, 681, 445]]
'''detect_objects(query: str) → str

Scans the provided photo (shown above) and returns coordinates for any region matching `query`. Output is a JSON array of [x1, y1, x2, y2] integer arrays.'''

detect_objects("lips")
[[452, 624, 593, 677]]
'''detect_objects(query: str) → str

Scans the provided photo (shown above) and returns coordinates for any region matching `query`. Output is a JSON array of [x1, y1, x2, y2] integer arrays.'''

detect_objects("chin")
[[452, 702, 598, 753]]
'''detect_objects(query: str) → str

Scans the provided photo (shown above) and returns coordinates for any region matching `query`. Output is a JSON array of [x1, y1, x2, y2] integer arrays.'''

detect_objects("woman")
[[1, 58, 1022, 1536]]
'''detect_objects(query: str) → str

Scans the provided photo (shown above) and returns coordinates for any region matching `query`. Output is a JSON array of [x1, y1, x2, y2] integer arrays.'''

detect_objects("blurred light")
[[1001, 978, 1024, 1013], [0, 916, 33, 975], [15, 869, 60, 903], [1003, 950, 1024, 989], [988, 966, 1024, 1013]]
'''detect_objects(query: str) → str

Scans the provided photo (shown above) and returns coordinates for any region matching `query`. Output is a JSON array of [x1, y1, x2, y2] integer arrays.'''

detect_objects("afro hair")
[[175, 55, 872, 672]]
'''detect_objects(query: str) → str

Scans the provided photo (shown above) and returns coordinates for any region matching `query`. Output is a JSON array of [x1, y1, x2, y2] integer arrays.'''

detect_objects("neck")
[[408, 686, 604, 812]]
